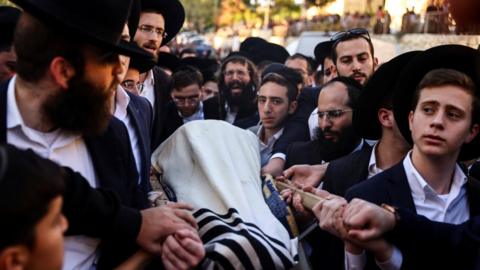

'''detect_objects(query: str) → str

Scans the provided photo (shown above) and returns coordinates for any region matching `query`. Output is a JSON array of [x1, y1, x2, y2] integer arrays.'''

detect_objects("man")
[[285, 53, 313, 87], [161, 66, 205, 141], [203, 54, 259, 128], [285, 77, 362, 169], [331, 28, 378, 85], [0, 6, 20, 83], [0, 145, 68, 270], [342, 45, 480, 269], [323, 51, 418, 197], [2, 0, 203, 269], [134, 0, 185, 151], [249, 72, 297, 166]]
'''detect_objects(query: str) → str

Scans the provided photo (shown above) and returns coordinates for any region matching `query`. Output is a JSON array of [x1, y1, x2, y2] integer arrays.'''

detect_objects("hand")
[[342, 199, 396, 242], [261, 158, 286, 177], [311, 193, 348, 239], [161, 229, 205, 270], [280, 163, 328, 188], [136, 202, 198, 255]]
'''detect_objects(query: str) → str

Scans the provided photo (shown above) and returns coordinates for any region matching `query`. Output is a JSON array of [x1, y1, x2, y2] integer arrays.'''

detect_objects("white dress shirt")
[[367, 143, 384, 178], [140, 69, 155, 109], [6, 76, 100, 270], [345, 151, 470, 270], [114, 86, 141, 184], [256, 126, 284, 167]]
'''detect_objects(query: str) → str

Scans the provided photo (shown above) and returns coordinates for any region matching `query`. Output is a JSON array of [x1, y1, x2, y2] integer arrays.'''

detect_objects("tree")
[[182, 0, 218, 31]]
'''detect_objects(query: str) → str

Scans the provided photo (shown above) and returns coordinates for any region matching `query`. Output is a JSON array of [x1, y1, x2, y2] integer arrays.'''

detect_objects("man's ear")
[[408, 110, 414, 132], [49, 56, 76, 90], [0, 245, 30, 270], [378, 108, 394, 128], [288, 100, 297, 114], [466, 123, 480, 144], [373, 57, 379, 71]]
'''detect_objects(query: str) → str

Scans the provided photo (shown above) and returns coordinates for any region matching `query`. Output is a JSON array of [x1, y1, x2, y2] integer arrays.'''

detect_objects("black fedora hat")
[[354, 51, 420, 140], [250, 42, 290, 65], [393, 45, 480, 161], [10, 0, 152, 59], [128, 44, 157, 74], [180, 56, 219, 81], [240, 37, 268, 54], [157, 52, 181, 73], [127, 0, 141, 39], [0, 6, 21, 47], [314, 40, 333, 64], [140, 0, 185, 46]]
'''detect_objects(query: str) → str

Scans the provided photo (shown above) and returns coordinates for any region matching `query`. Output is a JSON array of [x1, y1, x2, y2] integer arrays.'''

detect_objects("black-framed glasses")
[[331, 28, 371, 44], [314, 109, 352, 120], [138, 25, 168, 39], [121, 80, 144, 92]]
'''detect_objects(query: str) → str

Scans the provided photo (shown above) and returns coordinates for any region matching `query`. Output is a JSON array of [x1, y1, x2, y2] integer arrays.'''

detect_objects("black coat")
[[284, 139, 324, 169], [0, 81, 146, 269], [203, 94, 259, 128], [345, 162, 480, 270], [150, 66, 172, 152]]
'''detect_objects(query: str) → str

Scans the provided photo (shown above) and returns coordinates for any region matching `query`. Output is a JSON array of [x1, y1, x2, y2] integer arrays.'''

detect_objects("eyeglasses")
[[223, 69, 248, 78], [172, 95, 200, 105], [314, 109, 352, 120], [138, 25, 168, 39], [331, 28, 371, 44], [121, 80, 144, 92]]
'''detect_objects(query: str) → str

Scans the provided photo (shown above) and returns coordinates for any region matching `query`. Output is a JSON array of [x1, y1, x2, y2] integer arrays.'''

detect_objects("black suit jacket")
[[126, 91, 153, 198], [284, 139, 324, 169], [272, 86, 321, 155], [323, 143, 373, 196], [203, 94, 259, 128], [0, 80, 145, 269], [150, 66, 172, 152], [160, 101, 184, 142], [345, 162, 480, 270]]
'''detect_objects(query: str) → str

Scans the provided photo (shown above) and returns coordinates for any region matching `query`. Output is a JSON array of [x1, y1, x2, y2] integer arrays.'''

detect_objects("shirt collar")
[[114, 86, 131, 121], [367, 142, 383, 177], [258, 125, 284, 146], [403, 150, 467, 201], [6, 76, 23, 129], [179, 102, 204, 122]]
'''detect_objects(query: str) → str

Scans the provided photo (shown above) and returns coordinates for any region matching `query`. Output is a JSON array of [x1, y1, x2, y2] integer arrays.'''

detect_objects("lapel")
[[354, 143, 373, 181], [0, 80, 8, 143], [466, 176, 480, 216], [386, 162, 417, 213], [126, 98, 148, 173]]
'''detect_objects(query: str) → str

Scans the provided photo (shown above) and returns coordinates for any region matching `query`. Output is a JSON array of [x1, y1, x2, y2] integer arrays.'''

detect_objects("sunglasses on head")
[[330, 28, 371, 44]]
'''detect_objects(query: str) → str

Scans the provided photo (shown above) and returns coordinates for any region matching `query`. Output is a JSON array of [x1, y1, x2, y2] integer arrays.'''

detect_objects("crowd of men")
[[0, 0, 480, 269]]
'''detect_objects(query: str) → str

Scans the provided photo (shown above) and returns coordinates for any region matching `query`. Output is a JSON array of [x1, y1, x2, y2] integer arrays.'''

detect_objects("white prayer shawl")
[[152, 120, 298, 269]]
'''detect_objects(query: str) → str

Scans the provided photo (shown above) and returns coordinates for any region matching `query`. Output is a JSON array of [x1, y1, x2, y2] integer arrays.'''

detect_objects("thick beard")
[[223, 80, 256, 108], [315, 124, 361, 161], [42, 74, 114, 136]]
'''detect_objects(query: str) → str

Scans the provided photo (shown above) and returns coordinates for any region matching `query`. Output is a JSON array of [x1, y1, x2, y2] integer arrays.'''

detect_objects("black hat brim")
[[393, 45, 480, 161], [157, 52, 181, 73], [12, 0, 153, 60], [314, 40, 334, 64], [140, 0, 185, 46], [354, 51, 420, 140]]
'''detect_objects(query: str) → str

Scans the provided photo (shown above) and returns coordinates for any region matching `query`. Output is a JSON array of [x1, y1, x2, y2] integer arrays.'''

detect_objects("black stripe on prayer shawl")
[[195, 208, 294, 269], [196, 210, 293, 264]]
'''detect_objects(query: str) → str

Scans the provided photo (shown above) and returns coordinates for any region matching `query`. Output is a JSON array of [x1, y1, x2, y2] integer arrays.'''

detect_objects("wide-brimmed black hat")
[[0, 6, 21, 48], [157, 52, 181, 73], [127, 0, 141, 39], [140, 0, 185, 46], [240, 37, 268, 53], [128, 44, 157, 74], [250, 42, 290, 65], [314, 40, 333, 64], [393, 45, 480, 161], [180, 57, 219, 81], [354, 51, 420, 140], [10, 0, 151, 59]]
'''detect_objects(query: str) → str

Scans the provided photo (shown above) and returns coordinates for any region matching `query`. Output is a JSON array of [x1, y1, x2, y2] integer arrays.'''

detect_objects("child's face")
[[26, 196, 68, 270]]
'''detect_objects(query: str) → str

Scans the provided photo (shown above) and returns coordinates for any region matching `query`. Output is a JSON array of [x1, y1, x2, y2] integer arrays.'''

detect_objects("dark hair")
[[219, 55, 258, 89], [172, 66, 204, 91], [286, 53, 313, 74], [323, 76, 362, 110], [332, 36, 375, 64], [14, 13, 88, 83], [0, 145, 65, 250], [412, 68, 480, 125], [260, 73, 297, 103]]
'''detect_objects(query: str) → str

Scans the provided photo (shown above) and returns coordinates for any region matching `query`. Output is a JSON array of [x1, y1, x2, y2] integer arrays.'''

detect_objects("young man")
[[340, 45, 480, 270], [0, 145, 68, 270], [331, 28, 378, 85], [161, 66, 205, 141], [249, 72, 297, 166], [134, 0, 185, 150]]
